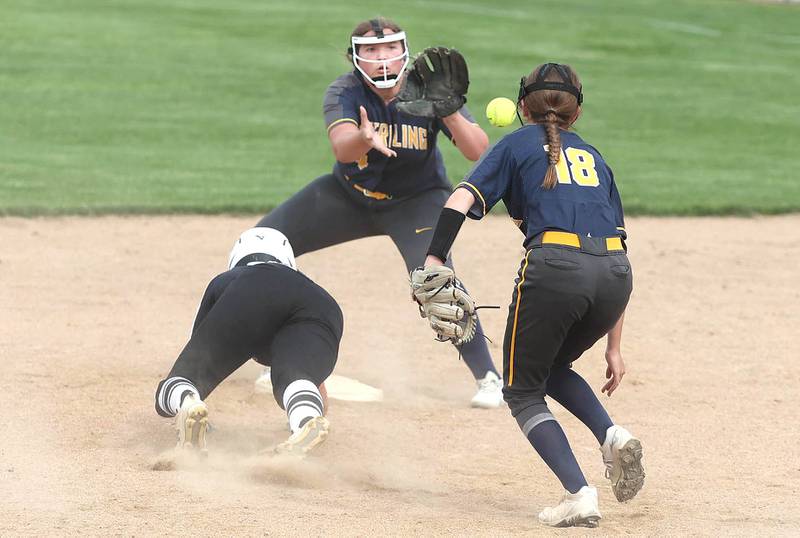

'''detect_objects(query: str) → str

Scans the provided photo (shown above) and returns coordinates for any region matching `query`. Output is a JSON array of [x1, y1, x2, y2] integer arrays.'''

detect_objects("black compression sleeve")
[[426, 207, 466, 263]]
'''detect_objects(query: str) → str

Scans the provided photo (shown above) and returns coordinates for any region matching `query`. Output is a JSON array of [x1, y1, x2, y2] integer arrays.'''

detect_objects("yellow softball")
[[485, 97, 517, 127]]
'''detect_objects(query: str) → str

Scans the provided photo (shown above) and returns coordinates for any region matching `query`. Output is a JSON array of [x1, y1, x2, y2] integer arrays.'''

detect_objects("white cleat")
[[254, 366, 272, 394], [601, 425, 645, 502], [470, 371, 503, 409], [538, 486, 602, 528], [275, 416, 330, 456], [175, 394, 209, 453]]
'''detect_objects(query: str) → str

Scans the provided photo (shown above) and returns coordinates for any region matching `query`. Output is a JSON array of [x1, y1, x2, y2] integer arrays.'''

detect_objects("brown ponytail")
[[542, 111, 561, 189], [521, 64, 582, 190]]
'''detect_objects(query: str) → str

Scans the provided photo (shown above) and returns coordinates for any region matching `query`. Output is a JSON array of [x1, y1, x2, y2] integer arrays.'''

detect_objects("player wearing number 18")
[[417, 63, 645, 527]]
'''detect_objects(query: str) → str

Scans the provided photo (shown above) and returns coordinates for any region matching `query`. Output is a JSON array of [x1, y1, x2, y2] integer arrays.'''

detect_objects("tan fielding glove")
[[410, 265, 477, 345]]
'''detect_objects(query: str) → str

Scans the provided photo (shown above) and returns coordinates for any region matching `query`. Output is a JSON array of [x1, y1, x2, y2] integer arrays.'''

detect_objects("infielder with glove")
[[155, 227, 343, 456], [255, 17, 503, 408], [412, 63, 645, 527]]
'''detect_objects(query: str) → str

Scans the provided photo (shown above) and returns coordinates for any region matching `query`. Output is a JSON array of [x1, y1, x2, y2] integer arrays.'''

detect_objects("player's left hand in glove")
[[409, 265, 477, 345], [396, 47, 469, 119]]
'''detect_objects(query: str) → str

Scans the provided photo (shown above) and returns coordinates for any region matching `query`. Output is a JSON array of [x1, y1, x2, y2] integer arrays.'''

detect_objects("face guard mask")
[[350, 21, 409, 89]]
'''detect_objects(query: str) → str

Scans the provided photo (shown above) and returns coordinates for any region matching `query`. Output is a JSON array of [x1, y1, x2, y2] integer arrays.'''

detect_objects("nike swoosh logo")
[[415, 227, 433, 234]]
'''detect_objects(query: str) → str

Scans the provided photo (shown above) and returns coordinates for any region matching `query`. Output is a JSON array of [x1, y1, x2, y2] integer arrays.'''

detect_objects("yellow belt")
[[541, 231, 624, 252], [351, 182, 392, 200]]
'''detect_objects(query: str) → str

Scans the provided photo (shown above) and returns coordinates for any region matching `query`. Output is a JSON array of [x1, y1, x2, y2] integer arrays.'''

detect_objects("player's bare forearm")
[[328, 106, 397, 162], [606, 310, 625, 352], [423, 188, 475, 267], [445, 186, 476, 213], [442, 113, 489, 161], [424, 254, 446, 266], [328, 123, 372, 162]]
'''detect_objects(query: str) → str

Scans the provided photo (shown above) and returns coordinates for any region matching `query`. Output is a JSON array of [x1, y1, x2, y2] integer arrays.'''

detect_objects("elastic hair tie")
[[537, 110, 558, 122]]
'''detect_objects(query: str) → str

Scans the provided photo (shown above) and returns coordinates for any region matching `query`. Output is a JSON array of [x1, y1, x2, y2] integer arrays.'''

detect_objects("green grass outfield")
[[1, 0, 799, 216]]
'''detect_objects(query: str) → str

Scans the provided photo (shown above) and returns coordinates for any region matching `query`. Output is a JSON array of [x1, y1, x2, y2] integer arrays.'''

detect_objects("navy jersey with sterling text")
[[457, 124, 626, 248], [324, 71, 477, 201]]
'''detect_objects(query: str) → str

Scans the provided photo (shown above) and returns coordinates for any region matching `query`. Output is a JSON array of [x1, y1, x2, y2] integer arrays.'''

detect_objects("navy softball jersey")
[[457, 124, 626, 245], [324, 70, 476, 200]]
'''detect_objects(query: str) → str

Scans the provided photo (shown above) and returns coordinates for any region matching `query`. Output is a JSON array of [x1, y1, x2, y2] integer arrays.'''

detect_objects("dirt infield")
[[2, 215, 799, 536]]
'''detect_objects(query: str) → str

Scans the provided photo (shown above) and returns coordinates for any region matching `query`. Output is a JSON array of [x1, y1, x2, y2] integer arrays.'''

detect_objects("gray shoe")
[[601, 425, 645, 502], [274, 417, 330, 456]]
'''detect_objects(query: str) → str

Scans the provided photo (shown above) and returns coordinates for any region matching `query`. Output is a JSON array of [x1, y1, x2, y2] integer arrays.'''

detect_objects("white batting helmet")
[[227, 227, 297, 271]]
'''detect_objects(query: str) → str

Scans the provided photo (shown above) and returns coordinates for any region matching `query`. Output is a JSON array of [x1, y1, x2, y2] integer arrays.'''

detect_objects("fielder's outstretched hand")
[[359, 106, 396, 158]]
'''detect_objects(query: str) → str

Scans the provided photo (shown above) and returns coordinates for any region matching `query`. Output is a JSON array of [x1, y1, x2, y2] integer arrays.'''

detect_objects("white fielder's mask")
[[351, 31, 409, 89], [228, 227, 297, 271]]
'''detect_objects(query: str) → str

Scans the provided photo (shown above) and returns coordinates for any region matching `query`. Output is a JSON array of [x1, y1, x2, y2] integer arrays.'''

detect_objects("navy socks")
[[527, 419, 588, 494], [547, 366, 613, 444]]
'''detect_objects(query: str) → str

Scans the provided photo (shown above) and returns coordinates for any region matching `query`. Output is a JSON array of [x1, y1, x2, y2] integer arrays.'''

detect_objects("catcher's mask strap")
[[351, 31, 407, 46], [348, 22, 400, 55], [369, 19, 384, 38], [517, 63, 583, 105]]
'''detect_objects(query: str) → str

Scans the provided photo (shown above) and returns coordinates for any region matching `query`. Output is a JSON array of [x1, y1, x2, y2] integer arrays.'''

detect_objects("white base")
[[325, 375, 383, 402], [255, 371, 383, 402]]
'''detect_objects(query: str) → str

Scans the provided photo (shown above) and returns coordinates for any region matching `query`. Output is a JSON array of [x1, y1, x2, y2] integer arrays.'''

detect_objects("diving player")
[[155, 227, 343, 455]]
